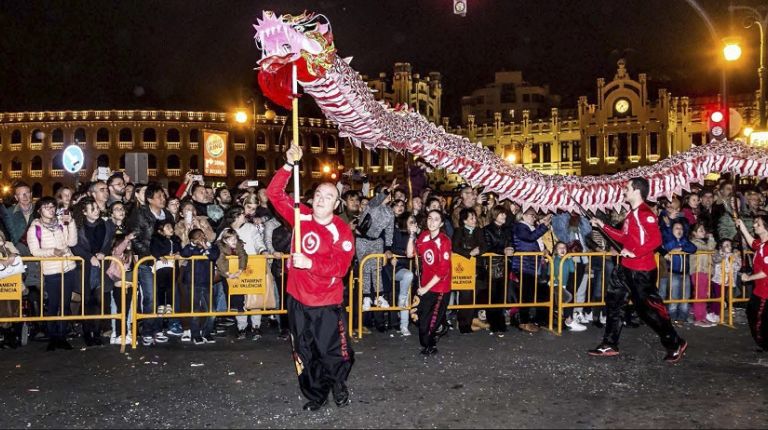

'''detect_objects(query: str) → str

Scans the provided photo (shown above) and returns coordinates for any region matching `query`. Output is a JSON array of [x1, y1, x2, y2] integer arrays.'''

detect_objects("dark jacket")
[[663, 236, 697, 274], [483, 222, 513, 255], [180, 243, 220, 291], [513, 222, 549, 275], [71, 218, 116, 289], [0, 204, 33, 245], [126, 206, 173, 258], [453, 226, 488, 279], [391, 225, 411, 271], [150, 233, 182, 259]]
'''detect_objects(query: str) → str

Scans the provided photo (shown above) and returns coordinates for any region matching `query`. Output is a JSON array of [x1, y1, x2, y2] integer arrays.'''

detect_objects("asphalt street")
[[0, 314, 766, 429]]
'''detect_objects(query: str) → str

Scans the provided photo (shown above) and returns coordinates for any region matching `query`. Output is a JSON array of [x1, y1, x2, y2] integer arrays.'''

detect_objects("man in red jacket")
[[266, 143, 356, 411], [588, 177, 687, 363]]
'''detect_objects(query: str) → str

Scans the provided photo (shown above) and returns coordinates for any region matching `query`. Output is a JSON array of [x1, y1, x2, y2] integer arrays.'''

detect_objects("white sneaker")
[[362, 297, 372, 311], [110, 335, 119, 345], [599, 313, 607, 325], [573, 311, 588, 324], [566, 319, 587, 332], [400, 326, 411, 336], [583, 311, 594, 323], [694, 320, 716, 328], [706, 313, 720, 324], [154, 332, 169, 343], [125, 334, 132, 345], [181, 329, 192, 342], [478, 310, 487, 321], [164, 305, 173, 315], [376, 296, 391, 308], [157, 305, 165, 315], [141, 336, 155, 346]]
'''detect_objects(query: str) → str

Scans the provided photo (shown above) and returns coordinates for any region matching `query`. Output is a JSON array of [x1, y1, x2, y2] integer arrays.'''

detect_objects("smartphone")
[[97, 167, 110, 181], [246, 180, 259, 187], [192, 175, 204, 183]]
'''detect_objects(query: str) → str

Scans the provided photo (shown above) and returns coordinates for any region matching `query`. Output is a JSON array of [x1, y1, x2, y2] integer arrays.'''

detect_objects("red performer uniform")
[[414, 231, 452, 351], [601, 203, 661, 271], [747, 240, 768, 351], [266, 165, 356, 409]]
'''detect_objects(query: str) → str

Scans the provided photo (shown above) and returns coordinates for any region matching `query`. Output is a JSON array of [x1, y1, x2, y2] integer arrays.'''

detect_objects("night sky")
[[0, 0, 762, 122]]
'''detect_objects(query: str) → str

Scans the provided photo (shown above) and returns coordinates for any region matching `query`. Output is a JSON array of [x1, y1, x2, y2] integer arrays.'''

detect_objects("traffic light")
[[708, 109, 727, 142], [453, 0, 467, 16]]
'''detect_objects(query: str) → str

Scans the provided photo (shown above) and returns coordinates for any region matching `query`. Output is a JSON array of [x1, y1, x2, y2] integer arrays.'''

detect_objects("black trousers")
[[287, 295, 354, 404], [602, 265, 682, 350], [747, 294, 768, 351], [517, 272, 550, 326], [417, 291, 449, 348]]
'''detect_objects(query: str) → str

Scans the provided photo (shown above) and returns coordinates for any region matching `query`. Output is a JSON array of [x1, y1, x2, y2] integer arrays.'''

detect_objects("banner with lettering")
[[451, 254, 476, 291], [203, 129, 228, 177], [0, 274, 23, 301], [228, 255, 269, 296]]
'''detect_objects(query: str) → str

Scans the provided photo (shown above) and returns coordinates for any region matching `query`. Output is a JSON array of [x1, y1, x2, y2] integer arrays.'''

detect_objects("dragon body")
[[254, 11, 768, 213]]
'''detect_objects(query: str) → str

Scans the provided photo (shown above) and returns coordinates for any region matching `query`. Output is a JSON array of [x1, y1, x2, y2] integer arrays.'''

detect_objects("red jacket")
[[751, 239, 768, 299], [416, 231, 452, 293], [602, 203, 661, 271], [266, 166, 355, 306]]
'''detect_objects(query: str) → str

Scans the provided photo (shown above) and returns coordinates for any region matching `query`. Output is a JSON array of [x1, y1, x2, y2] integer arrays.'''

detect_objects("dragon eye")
[[295, 25, 304, 32]]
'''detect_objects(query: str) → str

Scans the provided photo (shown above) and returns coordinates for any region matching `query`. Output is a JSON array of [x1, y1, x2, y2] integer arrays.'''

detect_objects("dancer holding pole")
[[265, 64, 356, 411]]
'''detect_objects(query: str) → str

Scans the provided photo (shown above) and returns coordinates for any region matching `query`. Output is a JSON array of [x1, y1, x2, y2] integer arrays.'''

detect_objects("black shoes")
[[420, 346, 438, 355], [664, 340, 688, 364], [302, 398, 328, 412], [332, 383, 351, 408]]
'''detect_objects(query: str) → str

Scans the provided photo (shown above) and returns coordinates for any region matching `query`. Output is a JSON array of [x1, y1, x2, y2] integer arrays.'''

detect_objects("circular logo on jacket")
[[646, 216, 655, 223], [443, 252, 450, 260], [342, 240, 352, 252], [302, 232, 321, 255], [424, 249, 435, 265], [763, 255, 768, 265]]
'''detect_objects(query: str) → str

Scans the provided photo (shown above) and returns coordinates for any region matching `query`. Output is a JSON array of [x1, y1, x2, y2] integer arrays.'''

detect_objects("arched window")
[[143, 128, 156, 142], [371, 150, 380, 166], [255, 156, 267, 171], [311, 158, 322, 172], [167, 154, 181, 169], [52, 154, 64, 170], [32, 183, 43, 198], [189, 129, 200, 144], [119, 128, 132, 142], [235, 156, 247, 170], [97, 154, 109, 168], [148, 154, 157, 169], [166, 128, 180, 142], [96, 128, 110, 142], [119, 154, 126, 169], [11, 130, 21, 144], [31, 129, 44, 143], [311, 134, 322, 150], [234, 131, 247, 144], [326, 136, 337, 150], [31, 156, 43, 170], [73, 127, 86, 144], [51, 128, 64, 144], [11, 157, 22, 171], [256, 132, 266, 146], [189, 155, 199, 170]]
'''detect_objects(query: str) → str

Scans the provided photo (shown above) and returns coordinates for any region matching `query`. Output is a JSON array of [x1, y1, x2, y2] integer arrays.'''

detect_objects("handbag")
[[244, 272, 277, 310]]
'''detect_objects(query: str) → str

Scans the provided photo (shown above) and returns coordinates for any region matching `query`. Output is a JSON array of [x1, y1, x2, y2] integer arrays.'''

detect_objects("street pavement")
[[0, 315, 766, 429]]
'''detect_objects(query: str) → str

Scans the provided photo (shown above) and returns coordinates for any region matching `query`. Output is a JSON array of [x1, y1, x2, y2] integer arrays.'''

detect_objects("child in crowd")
[[552, 242, 582, 331], [661, 220, 697, 324], [712, 239, 742, 323], [215, 228, 249, 339], [181, 228, 220, 345], [106, 233, 136, 345], [150, 220, 182, 337], [689, 223, 717, 328]]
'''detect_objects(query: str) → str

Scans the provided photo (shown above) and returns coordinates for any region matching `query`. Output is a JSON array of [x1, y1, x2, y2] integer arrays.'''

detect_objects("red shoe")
[[587, 344, 620, 357], [664, 340, 688, 364]]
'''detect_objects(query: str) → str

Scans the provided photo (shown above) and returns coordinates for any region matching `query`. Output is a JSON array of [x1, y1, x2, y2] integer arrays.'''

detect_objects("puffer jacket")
[[690, 236, 716, 274], [513, 222, 549, 275]]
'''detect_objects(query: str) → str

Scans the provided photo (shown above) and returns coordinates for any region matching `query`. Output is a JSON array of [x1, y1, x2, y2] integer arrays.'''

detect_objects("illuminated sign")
[[750, 131, 768, 147]]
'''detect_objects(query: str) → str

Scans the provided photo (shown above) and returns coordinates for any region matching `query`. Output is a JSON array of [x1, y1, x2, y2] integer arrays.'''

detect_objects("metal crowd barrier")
[[354, 252, 554, 339], [0, 256, 128, 352]]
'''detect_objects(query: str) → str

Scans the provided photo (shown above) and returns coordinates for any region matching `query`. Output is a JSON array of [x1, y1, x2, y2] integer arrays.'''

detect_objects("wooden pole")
[[292, 64, 301, 252]]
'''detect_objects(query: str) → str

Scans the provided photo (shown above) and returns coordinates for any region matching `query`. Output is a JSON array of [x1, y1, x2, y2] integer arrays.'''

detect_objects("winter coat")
[[126, 206, 173, 258], [663, 236, 697, 274], [690, 236, 716, 274], [513, 222, 549, 275], [180, 243, 220, 291]]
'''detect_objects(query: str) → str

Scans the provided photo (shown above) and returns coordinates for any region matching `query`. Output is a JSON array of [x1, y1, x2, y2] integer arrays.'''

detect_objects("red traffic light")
[[710, 111, 724, 123], [708, 109, 727, 141]]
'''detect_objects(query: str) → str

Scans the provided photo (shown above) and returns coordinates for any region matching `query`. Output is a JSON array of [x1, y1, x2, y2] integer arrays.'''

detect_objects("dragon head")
[[254, 11, 336, 108]]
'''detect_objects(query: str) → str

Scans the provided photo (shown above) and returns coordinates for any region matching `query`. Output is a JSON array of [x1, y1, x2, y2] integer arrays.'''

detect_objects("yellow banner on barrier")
[[228, 256, 268, 295], [451, 254, 476, 291], [0, 274, 23, 301]]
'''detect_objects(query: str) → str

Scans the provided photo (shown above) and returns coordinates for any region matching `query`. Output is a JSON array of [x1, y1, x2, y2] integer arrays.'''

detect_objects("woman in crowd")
[[55, 186, 74, 211], [483, 205, 515, 333], [166, 196, 181, 223], [711, 238, 741, 323], [27, 197, 78, 351], [452, 208, 490, 334], [689, 223, 717, 328], [513, 208, 552, 333], [385, 200, 416, 336], [215, 228, 248, 338]]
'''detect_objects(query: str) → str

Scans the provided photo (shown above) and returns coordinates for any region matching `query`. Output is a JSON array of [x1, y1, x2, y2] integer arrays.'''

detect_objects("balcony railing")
[[166, 169, 182, 177], [587, 157, 599, 165], [628, 155, 641, 163], [148, 169, 157, 176], [327, 147, 337, 155], [310, 146, 322, 154], [189, 142, 199, 150], [143, 142, 158, 150], [256, 170, 267, 177], [166, 142, 181, 150], [234, 169, 247, 177], [95, 142, 110, 150], [369, 166, 381, 173], [10, 171, 21, 178], [311, 172, 322, 179], [50, 142, 64, 149], [256, 143, 267, 151], [118, 141, 133, 149], [234, 143, 247, 151], [10, 144, 21, 151], [50, 169, 64, 177], [30, 170, 43, 178], [29, 142, 43, 150]]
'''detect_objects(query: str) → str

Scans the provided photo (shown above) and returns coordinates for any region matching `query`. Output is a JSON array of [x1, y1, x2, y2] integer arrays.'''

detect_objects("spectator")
[[552, 212, 592, 326], [711, 238, 741, 323], [149, 220, 182, 317], [513, 208, 552, 333], [451, 185, 486, 229], [107, 173, 127, 206], [698, 189, 718, 237], [27, 197, 78, 351], [552, 241, 584, 331], [55, 186, 74, 210], [660, 220, 697, 324], [126, 183, 172, 346], [338, 190, 361, 228], [254, 186, 274, 221], [106, 233, 136, 345], [189, 183, 210, 218], [215, 228, 248, 339], [482, 205, 515, 333], [359, 181, 396, 312], [452, 208, 489, 334], [175, 200, 216, 247], [71, 196, 116, 346], [181, 228, 220, 345], [166, 196, 181, 223], [425, 196, 453, 238], [689, 223, 717, 328], [88, 180, 110, 219], [0, 231, 23, 348], [0, 182, 35, 246], [263, 210, 291, 340], [682, 193, 700, 226]]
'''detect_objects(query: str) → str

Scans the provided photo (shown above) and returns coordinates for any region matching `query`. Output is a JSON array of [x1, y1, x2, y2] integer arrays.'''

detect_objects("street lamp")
[[723, 38, 743, 62], [234, 110, 248, 124], [730, 4, 768, 129]]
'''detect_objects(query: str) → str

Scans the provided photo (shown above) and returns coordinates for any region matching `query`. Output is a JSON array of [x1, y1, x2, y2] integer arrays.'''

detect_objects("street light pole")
[[730, 5, 768, 129]]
